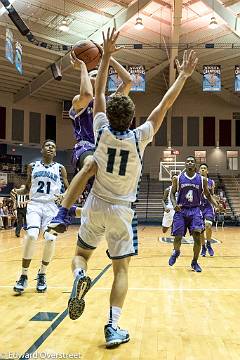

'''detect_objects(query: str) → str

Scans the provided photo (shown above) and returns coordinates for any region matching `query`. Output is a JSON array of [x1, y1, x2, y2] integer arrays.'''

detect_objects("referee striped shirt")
[[16, 194, 28, 208]]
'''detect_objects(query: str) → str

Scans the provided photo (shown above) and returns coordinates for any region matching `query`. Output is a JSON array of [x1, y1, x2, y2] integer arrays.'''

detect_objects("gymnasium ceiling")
[[0, 0, 240, 106]]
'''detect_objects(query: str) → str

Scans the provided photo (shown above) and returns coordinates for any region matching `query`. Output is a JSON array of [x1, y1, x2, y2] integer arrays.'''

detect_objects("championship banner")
[[5, 28, 14, 64], [108, 65, 126, 92], [128, 65, 145, 92], [234, 65, 240, 92], [203, 65, 221, 92], [15, 41, 23, 75]]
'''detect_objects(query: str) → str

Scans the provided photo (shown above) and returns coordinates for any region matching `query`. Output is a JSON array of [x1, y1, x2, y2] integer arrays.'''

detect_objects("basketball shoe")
[[191, 260, 202, 272], [168, 250, 180, 266], [68, 274, 92, 320], [13, 275, 28, 293], [104, 325, 130, 348]]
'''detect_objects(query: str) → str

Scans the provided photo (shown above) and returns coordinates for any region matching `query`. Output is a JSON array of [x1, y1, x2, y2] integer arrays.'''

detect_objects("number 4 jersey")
[[92, 112, 154, 203], [29, 161, 64, 203], [177, 172, 204, 208]]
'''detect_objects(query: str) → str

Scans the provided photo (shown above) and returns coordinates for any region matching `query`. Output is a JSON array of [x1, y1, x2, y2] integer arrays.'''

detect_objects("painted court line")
[[19, 263, 112, 360]]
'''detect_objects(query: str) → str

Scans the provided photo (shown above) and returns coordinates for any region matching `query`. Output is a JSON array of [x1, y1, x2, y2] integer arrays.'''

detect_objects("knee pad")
[[44, 231, 57, 242]]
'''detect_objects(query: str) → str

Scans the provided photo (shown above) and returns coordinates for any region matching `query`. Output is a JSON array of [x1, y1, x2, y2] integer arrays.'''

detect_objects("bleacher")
[[220, 175, 240, 217]]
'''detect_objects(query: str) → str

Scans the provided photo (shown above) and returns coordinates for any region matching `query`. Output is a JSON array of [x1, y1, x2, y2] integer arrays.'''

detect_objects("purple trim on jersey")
[[172, 207, 204, 236], [69, 100, 95, 143], [177, 172, 203, 208], [201, 205, 215, 222]]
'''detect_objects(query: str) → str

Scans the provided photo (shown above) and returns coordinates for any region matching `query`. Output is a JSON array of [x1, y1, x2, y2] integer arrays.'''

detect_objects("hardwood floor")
[[0, 226, 239, 360]]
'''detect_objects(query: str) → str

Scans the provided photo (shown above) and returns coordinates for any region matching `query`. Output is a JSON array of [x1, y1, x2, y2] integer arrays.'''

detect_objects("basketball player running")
[[162, 175, 177, 235], [49, 28, 198, 347], [199, 163, 215, 257], [12, 140, 69, 294], [169, 156, 218, 272]]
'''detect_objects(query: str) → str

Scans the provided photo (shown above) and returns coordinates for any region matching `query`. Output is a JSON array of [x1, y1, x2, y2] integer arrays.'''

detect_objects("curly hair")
[[106, 95, 135, 131]]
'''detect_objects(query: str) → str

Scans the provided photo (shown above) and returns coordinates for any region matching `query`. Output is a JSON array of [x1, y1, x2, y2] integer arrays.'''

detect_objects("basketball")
[[72, 40, 101, 71]]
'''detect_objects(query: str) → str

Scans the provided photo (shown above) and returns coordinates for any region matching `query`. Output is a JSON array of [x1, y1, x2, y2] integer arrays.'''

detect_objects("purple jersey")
[[177, 172, 203, 208], [69, 100, 94, 144], [201, 178, 214, 208]]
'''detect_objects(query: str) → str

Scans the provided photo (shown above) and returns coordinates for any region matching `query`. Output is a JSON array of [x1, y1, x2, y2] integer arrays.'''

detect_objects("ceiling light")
[[135, 17, 144, 30], [209, 16, 218, 29], [59, 19, 69, 32]]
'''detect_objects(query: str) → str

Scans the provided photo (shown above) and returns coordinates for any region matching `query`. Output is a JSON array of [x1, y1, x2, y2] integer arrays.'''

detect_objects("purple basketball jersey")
[[177, 172, 203, 208], [69, 100, 94, 144], [201, 178, 214, 207]]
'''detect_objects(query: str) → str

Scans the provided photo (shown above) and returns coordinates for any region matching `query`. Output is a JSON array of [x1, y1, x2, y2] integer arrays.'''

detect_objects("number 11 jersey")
[[29, 161, 64, 203], [92, 112, 154, 203]]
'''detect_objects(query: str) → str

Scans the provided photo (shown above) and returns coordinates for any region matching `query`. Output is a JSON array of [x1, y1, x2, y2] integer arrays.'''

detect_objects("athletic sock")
[[108, 306, 122, 330], [73, 268, 86, 279], [22, 267, 28, 276], [39, 263, 47, 274]]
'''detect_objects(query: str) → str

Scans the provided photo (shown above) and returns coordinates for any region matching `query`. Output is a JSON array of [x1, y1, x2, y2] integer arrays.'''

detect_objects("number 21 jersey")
[[29, 161, 64, 203], [177, 172, 203, 208]]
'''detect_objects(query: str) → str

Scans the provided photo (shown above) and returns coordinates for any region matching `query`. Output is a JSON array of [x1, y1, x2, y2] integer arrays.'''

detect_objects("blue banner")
[[15, 41, 23, 75], [234, 65, 240, 92], [108, 65, 145, 93], [5, 28, 14, 64], [128, 65, 145, 92], [203, 65, 221, 92]]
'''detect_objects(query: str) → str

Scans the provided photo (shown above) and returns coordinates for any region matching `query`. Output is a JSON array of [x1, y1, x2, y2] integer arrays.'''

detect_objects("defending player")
[[169, 156, 218, 272], [49, 29, 198, 347], [199, 163, 215, 256], [12, 140, 69, 294]]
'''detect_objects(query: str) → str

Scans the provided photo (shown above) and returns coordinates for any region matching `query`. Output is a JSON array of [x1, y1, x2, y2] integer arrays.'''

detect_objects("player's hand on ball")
[[102, 28, 122, 56], [175, 50, 198, 77], [70, 51, 86, 70]]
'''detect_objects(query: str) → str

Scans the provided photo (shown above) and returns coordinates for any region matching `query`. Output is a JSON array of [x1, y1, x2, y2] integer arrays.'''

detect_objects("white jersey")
[[165, 186, 178, 210], [92, 112, 154, 203], [165, 186, 173, 209], [29, 161, 64, 203]]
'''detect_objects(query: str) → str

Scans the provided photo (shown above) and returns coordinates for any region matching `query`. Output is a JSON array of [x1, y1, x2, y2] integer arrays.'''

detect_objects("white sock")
[[39, 263, 47, 274], [22, 267, 28, 276], [73, 268, 86, 279], [108, 306, 122, 329]]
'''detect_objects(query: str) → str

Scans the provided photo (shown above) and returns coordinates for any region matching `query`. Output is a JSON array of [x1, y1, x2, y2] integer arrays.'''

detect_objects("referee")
[[15, 187, 28, 237]]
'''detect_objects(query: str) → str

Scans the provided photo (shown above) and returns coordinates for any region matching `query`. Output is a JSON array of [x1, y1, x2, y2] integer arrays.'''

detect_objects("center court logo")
[[159, 236, 220, 245]]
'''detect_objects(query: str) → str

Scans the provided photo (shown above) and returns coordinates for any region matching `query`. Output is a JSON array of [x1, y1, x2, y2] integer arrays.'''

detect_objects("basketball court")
[[1, 226, 240, 360]]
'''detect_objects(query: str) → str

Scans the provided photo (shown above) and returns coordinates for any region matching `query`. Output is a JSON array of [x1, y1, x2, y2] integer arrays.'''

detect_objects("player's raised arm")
[[110, 57, 132, 96], [71, 51, 93, 113], [147, 50, 198, 134], [94, 28, 121, 117]]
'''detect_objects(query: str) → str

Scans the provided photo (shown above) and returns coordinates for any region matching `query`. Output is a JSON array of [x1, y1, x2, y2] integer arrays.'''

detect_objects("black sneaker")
[[36, 272, 47, 293], [13, 275, 28, 293], [68, 275, 92, 320]]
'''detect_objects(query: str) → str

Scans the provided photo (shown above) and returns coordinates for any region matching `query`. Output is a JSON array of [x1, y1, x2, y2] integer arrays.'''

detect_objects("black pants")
[[15, 207, 27, 236]]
